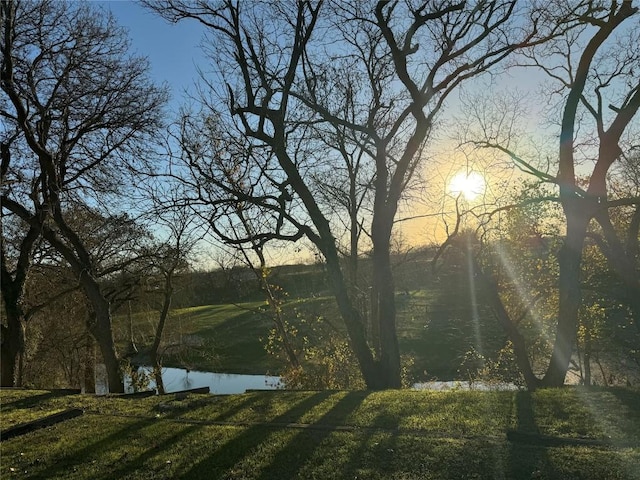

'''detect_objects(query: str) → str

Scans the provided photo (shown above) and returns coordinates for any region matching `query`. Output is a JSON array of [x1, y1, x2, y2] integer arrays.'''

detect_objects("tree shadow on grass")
[[342, 409, 401, 478], [94, 396, 264, 479], [179, 390, 335, 479], [255, 391, 370, 479], [0, 390, 80, 410], [35, 416, 154, 479], [602, 387, 640, 447], [96, 421, 204, 480], [507, 391, 557, 479], [609, 388, 640, 420], [158, 392, 265, 424], [211, 393, 268, 422]]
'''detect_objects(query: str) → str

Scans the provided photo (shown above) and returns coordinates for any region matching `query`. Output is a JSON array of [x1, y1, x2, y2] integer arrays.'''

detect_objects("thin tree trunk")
[[369, 286, 381, 356], [256, 266, 301, 369], [542, 209, 589, 387], [153, 364, 165, 395], [583, 328, 592, 386], [149, 271, 173, 395], [127, 301, 138, 356], [471, 256, 540, 391], [264, 288, 301, 369]]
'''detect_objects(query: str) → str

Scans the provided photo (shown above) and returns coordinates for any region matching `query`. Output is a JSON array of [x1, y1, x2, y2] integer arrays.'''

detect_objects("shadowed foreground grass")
[[1, 387, 639, 479]]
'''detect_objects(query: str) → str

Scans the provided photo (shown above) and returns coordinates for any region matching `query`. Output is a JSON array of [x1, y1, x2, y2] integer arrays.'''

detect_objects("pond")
[[95, 365, 283, 395], [95, 364, 518, 395]]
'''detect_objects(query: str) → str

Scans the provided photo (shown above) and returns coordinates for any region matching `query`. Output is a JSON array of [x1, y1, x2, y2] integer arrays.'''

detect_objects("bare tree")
[[1, 0, 167, 392], [471, 1, 639, 387], [140, 190, 200, 394], [147, 0, 568, 389]]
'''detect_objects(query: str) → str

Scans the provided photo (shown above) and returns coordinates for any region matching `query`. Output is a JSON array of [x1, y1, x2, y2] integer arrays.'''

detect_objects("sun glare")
[[449, 171, 486, 201]]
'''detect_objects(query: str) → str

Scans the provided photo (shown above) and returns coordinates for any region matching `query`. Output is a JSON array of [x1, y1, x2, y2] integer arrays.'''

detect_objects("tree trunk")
[[471, 256, 541, 391], [84, 287, 124, 393], [0, 298, 25, 387], [83, 337, 96, 394], [126, 301, 138, 356], [0, 313, 24, 387], [583, 328, 592, 386], [149, 341, 166, 394], [1, 224, 40, 387], [153, 364, 165, 395], [542, 207, 589, 387], [322, 244, 385, 389], [371, 227, 401, 389], [149, 272, 172, 395]]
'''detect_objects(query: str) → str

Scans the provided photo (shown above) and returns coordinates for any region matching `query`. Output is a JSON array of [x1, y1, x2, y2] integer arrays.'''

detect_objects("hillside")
[[118, 250, 509, 383]]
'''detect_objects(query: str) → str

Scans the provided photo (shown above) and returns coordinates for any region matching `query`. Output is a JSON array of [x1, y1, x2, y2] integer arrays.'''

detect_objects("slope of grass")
[[2, 387, 639, 479], [118, 284, 502, 384], [115, 301, 280, 374], [116, 252, 509, 382]]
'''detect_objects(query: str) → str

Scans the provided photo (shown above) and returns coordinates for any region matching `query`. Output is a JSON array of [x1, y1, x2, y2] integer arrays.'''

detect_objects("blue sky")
[[96, 1, 207, 110]]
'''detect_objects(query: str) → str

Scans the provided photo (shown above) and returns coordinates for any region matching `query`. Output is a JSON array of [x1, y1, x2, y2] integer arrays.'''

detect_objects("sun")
[[449, 171, 486, 201]]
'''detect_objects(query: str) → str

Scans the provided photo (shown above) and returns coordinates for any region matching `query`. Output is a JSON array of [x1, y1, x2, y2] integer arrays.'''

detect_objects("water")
[[125, 366, 283, 395], [95, 363, 518, 395], [94, 364, 282, 395]]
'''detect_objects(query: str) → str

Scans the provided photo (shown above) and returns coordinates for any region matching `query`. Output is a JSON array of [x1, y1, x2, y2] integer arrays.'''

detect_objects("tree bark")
[[0, 309, 25, 387], [371, 215, 401, 389], [542, 206, 590, 387], [0, 273, 25, 387], [85, 291, 124, 394], [0, 224, 39, 387], [149, 270, 173, 395]]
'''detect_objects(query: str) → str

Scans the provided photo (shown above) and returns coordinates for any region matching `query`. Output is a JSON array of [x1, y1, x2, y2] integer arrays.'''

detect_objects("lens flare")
[[449, 171, 486, 201]]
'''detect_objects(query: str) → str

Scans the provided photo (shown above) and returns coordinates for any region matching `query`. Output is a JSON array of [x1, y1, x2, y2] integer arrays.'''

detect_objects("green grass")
[[117, 284, 497, 382], [2, 387, 639, 479], [116, 301, 281, 374], [116, 250, 510, 382]]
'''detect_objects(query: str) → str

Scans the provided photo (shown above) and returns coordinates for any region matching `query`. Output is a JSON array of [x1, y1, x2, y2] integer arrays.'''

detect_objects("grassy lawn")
[[116, 284, 499, 382], [114, 253, 510, 382], [118, 296, 345, 375], [115, 302, 281, 374], [2, 387, 639, 479]]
